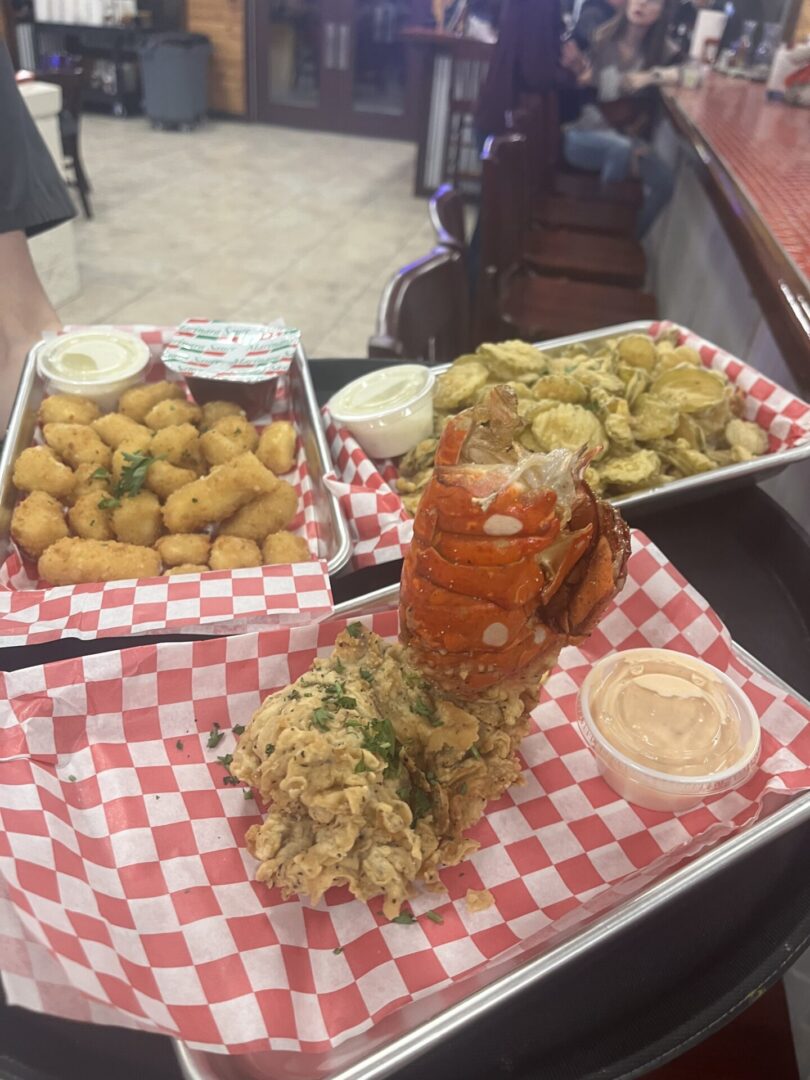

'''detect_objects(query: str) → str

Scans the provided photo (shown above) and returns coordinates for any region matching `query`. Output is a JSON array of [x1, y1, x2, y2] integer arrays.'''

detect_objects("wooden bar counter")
[[660, 75, 810, 394]]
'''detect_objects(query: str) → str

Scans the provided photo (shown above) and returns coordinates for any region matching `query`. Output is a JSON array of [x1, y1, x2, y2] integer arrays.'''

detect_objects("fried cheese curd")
[[231, 624, 529, 918]]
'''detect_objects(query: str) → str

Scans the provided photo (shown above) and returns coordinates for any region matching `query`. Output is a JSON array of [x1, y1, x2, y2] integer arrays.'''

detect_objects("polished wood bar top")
[[662, 75, 810, 390]]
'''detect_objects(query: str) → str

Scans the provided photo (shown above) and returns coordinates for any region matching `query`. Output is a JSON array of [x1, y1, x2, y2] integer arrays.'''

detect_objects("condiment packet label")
[[163, 319, 301, 381]]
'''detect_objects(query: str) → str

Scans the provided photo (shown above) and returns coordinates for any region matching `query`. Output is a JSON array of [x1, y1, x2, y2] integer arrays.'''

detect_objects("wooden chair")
[[429, 183, 466, 251], [368, 247, 470, 364], [496, 130, 647, 289], [35, 63, 93, 219], [476, 133, 656, 344], [507, 106, 638, 237]]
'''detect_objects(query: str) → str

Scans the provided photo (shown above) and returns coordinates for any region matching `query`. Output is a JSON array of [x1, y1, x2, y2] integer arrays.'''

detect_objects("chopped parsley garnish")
[[391, 911, 416, 925], [333, 946, 343, 955], [359, 668, 373, 683], [424, 911, 444, 925], [175, 740, 184, 750], [360, 717, 400, 778], [324, 681, 344, 698], [216, 753, 233, 768], [97, 496, 120, 510], [223, 775, 240, 786], [232, 724, 245, 735], [265, 743, 275, 756], [334, 658, 345, 675], [413, 697, 442, 727], [466, 745, 482, 760], [67, 775, 76, 782], [346, 622, 363, 638], [243, 789, 254, 800], [116, 451, 159, 499], [396, 786, 410, 801], [337, 696, 357, 710], [91, 467, 110, 480], [287, 690, 300, 701], [206, 723, 224, 749], [312, 707, 331, 731], [408, 788, 431, 822], [354, 759, 368, 773]]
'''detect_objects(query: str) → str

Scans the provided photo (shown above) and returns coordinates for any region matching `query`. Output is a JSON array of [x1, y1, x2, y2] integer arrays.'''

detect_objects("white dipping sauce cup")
[[37, 329, 151, 411], [328, 364, 435, 459], [577, 648, 761, 813]]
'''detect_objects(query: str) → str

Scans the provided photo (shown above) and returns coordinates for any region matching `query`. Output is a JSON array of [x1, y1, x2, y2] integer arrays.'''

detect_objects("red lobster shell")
[[399, 386, 631, 698]]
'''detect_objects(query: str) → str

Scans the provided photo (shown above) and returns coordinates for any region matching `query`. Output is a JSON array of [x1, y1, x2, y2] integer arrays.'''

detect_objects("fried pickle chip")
[[617, 334, 658, 371], [631, 394, 679, 441], [598, 449, 662, 491], [476, 340, 549, 381], [600, 398, 636, 452], [725, 418, 768, 456], [12, 446, 75, 500], [653, 438, 715, 476], [673, 412, 707, 451], [655, 326, 681, 347], [531, 374, 588, 404], [398, 438, 438, 478], [671, 345, 702, 367], [651, 366, 726, 414], [584, 465, 605, 495], [618, 366, 649, 408], [433, 361, 489, 411], [531, 403, 606, 458]]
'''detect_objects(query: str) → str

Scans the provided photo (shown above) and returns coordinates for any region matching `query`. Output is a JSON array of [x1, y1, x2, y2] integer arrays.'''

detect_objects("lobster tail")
[[399, 387, 630, 699]]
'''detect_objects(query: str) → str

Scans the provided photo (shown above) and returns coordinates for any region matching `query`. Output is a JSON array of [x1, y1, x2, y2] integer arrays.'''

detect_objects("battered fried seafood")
[[233, 388, 630, 916]]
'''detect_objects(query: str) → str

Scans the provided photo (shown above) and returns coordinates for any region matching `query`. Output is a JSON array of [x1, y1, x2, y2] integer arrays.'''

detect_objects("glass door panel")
[[349, 0, 411, 116], [267, 0, 324, 108]]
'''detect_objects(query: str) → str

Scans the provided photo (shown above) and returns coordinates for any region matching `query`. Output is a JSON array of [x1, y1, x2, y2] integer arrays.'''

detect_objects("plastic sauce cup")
[[577, 649, 761, 813], [328, 364, 435, 459], [36, 329, 151, 411]]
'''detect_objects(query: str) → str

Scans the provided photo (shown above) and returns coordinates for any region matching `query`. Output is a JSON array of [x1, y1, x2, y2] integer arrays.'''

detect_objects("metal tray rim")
[[428, 320, 810, 513], [0, 336, 353, 585], [175, 585, 810, 1080]]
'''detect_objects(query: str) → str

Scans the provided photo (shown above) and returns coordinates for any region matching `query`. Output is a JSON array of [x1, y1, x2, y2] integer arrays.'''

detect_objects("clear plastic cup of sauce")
[[328, 364, 435, 459], [577, 648, 760, 813], [36, 329, 151, 411]]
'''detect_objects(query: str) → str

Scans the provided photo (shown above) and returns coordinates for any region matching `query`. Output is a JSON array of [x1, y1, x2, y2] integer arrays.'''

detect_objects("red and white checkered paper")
[[0, 531, 809, 1055], [324, 322, 810, 569], [0, 328, 333, 645]]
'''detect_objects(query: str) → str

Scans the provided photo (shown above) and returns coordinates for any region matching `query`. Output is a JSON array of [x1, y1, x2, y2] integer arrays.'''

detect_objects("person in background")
[[0, 43, 74, 432], [561, 0, 679, 236], [571, 0, 625, 48]]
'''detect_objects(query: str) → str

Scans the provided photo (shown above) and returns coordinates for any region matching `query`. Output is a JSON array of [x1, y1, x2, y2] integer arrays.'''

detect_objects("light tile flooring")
[[57, 115, 437, 357]]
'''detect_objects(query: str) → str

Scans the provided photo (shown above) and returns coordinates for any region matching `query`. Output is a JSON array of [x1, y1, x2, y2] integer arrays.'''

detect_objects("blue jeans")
[[563, 127, 674, 237]]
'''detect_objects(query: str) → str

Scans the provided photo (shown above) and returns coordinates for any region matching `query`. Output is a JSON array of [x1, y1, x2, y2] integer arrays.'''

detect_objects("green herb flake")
[[467, 745, 482, 760], [312, 707, 331, 731], [97, 496, 120, 510], [391, 911, 416, 925], [91, 467, 110, 480], [337, 696, 357, 710], [223, 775, 241, 786], [287, 689, 301, 701], [332, 946, 343, 955], [265, 743, 275, 756], [67, 775, 76, 783], [413, 698, 442, 727], [354, 759, 368, 773], [360, 717, 401, 778], [116, 451, 159, 500], [175, 740, 184, 751], [206, 723, 224, 749], [359, 668, 374, 683], [409, 788, 431, 821], [243, 789, 254, 800], [216, 753, 233, 768], [334, 658, 345, 675], [232, 724, 245, 735], [424, 911, 444, 925], [346, 622, 363, 639]]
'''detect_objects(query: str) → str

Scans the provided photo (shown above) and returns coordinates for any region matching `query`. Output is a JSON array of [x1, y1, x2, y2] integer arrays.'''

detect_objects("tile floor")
[[57, 115, 438, 357]]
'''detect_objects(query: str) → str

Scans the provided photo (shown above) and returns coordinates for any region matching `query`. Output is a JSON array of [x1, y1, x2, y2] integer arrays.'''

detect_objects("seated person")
[[561, 0, 679, 237], [570, 0, 625, 48]]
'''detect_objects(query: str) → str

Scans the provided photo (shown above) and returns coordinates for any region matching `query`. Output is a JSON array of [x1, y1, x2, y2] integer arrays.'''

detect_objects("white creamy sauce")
[[332, 366, 429, 418], [39, 331, 147, 384], [483, 514, 523, 536]]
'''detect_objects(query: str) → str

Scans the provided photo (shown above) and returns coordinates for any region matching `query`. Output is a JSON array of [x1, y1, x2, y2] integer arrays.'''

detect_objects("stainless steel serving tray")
[[434, 321, 810, 514], [0, 340, 352, 577], [175, 582, 810, 1080]]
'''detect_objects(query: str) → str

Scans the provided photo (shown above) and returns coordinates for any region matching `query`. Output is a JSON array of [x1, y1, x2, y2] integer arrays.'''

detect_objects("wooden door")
[[187, 0, 247, 115]]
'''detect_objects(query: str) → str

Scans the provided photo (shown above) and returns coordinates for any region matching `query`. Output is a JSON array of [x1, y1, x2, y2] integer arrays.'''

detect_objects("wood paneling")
[[187, 0, 245, 116], [795, 0, 810, 43]]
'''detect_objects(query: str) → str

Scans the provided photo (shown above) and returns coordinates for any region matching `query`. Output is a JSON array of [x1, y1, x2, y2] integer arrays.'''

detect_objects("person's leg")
[[0, 230, 62, 431], [563, 128, 633, 187], [634, 146, 675, 237]]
